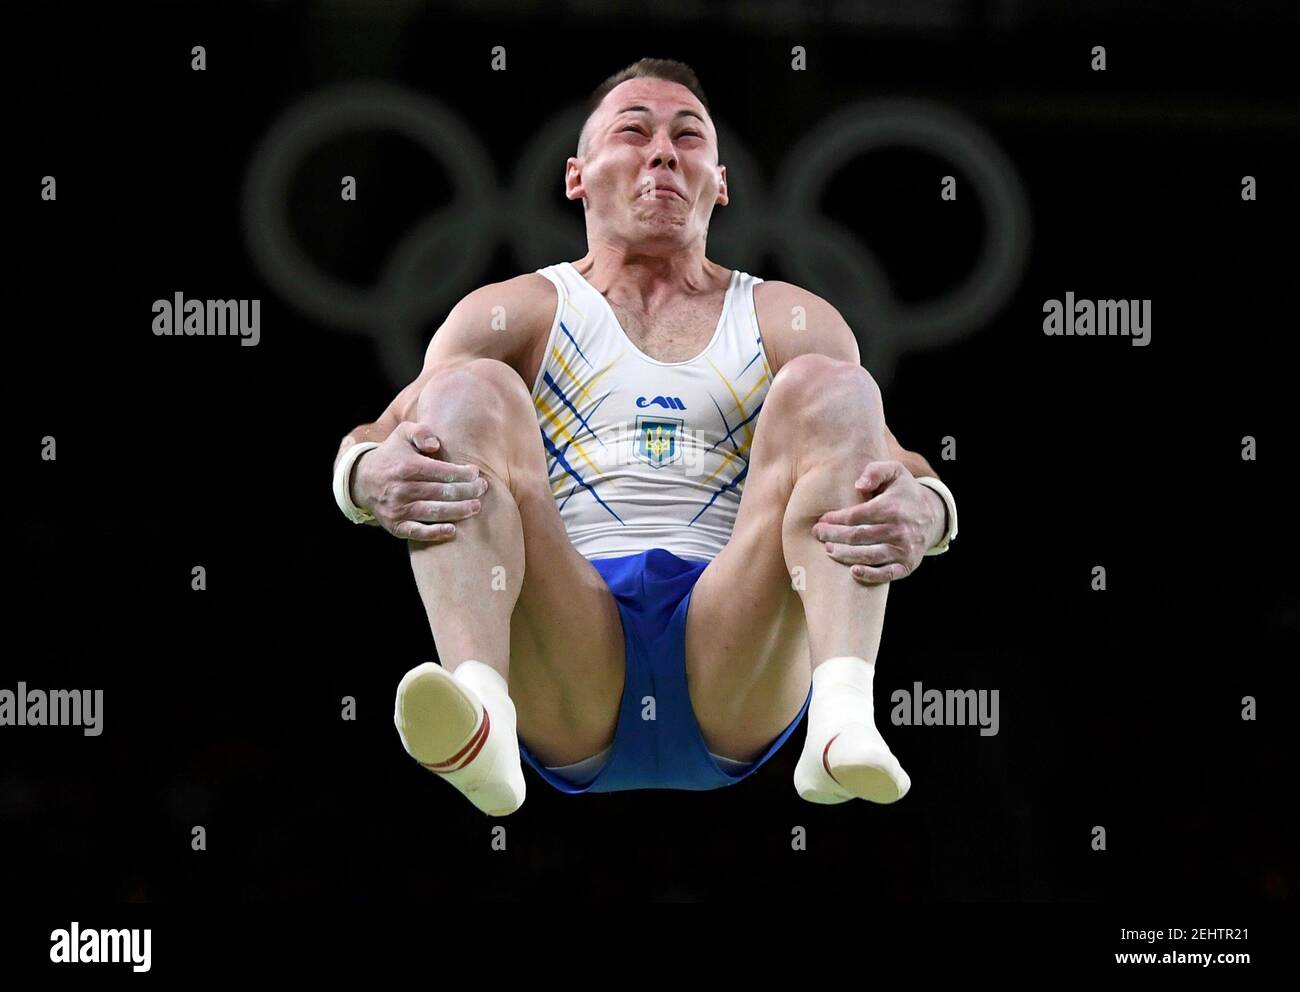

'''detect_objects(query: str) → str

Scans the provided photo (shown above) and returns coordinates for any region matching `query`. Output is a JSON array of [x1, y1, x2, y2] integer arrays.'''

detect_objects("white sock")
[[794, 656, 911, 805], [393, 660, 526, 816]]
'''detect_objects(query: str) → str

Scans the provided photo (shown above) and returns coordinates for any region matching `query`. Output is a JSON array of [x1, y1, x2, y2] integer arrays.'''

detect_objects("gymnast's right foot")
[[393, 660, 526, 816]]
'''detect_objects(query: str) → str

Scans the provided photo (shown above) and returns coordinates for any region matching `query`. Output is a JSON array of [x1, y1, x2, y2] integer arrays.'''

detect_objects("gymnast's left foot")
[[794, 655, 911, 805]]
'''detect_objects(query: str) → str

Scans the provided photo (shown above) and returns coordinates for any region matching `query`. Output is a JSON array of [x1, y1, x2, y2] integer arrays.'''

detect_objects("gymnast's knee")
[[766, 353, 884, 437]]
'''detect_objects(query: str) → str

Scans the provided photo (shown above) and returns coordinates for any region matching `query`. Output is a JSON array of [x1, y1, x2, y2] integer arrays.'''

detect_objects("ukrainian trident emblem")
[[634, 415, 683, 468]]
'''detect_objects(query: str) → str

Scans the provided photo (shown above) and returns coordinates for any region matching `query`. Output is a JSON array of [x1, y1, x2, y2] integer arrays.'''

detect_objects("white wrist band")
[[333, 441, 381, 524], [915, 476, 958, 555]]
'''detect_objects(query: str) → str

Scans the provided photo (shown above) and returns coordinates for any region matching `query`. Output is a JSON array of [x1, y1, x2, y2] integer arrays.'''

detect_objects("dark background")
[[8, 0, 1297, 912]]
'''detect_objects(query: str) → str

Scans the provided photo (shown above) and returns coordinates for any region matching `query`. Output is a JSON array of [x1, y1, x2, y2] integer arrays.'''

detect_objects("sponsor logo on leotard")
[[636, 395, 687, 410]]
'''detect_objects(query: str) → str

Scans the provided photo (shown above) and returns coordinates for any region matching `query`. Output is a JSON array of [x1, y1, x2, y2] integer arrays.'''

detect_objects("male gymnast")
[[331, 58, 958, 815]]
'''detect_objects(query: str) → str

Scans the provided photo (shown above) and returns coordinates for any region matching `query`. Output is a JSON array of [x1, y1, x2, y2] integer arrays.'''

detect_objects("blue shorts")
[[517, 548, 812, 794]]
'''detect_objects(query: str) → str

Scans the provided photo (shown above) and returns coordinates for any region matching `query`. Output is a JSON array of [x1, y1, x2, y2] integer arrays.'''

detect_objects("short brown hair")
[[576, 58, 712, 157]]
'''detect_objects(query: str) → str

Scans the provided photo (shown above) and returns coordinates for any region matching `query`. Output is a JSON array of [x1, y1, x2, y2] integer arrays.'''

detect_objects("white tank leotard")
[[531, 262, 772, 563]]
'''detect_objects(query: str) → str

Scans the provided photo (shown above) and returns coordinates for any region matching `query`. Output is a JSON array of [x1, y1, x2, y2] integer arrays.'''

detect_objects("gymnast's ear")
[[565, 155, 586, 207]]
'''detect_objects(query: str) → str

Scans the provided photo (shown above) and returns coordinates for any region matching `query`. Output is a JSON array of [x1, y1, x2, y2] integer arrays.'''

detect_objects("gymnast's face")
[[567, 78, 728, 253]]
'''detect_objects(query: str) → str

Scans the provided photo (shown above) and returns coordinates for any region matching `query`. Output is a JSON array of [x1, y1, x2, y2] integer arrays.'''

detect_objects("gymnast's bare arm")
[[332, 275, 552, 540], [756, 279, 951, 581]]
